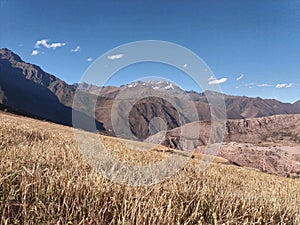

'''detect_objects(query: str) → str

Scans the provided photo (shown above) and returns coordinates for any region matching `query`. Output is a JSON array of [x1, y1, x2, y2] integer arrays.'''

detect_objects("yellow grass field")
[[0, 112, 300, 224]]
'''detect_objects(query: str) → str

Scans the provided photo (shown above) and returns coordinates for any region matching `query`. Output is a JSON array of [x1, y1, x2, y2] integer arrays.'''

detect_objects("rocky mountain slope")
[[147, 114, 300, 149], [146, 114, 300, 177]]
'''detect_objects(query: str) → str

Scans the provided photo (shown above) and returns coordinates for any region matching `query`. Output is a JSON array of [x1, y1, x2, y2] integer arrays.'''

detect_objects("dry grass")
[[0, 112, 300, 224]]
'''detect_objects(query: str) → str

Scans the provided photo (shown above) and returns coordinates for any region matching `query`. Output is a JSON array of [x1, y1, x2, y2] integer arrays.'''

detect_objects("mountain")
[[76, 80, 300, 139], [0, 48, 104, 132], [1, 48, 300, 139], [293, 100, 300, 111]]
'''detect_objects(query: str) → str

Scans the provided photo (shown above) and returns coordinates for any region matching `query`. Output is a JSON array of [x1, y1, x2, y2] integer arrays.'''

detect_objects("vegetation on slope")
[[0, 112, 299, 224]]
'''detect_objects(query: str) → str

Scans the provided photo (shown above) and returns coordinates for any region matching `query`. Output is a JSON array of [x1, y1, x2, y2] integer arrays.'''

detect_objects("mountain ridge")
[[0, 48, 104, 132], [1, 47, 300, 139]]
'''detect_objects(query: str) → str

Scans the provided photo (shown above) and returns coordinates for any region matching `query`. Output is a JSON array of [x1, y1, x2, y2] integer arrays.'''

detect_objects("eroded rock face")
[[219, 142, 300, 178]]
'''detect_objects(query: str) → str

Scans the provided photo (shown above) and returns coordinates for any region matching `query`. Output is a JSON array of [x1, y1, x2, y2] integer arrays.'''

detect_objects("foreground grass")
[[0, 112, 300, 224]]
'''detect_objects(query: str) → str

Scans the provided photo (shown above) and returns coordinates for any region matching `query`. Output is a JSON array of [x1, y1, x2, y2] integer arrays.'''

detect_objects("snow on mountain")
[[126, 80, 180, 92]]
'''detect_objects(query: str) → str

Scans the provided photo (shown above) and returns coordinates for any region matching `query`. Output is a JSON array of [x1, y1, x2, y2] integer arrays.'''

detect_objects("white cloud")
[[107, 54, 124, 60], [49, 42, 65, 49], [257, 84, 273, 87], [31, 50, 39, 56], [276, 83, 293, 88], [208, 77, 228, 85], [236, 74, 244, 81], [71, 46, 80, 52], [35, 39, 66, 49], [183, 63, 188, 68], [87, 57, 93, 62]]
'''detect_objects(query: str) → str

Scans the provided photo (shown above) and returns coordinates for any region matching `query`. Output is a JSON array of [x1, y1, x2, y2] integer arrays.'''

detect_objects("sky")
[[0, 0, 300, 103]]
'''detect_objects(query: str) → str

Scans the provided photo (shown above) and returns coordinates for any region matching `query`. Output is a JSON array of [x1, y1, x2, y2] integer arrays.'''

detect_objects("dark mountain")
[[0, 48, 104, 132], [293, 100, 300, 111], [0, 48, 299, 138]]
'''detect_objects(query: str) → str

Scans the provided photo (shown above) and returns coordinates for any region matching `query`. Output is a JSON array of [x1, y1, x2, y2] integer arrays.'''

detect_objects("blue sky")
[[0, 0, 299, 103]]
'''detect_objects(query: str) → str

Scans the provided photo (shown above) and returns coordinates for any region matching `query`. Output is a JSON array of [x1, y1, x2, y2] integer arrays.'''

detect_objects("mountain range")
[[1, 47, 300, 140]]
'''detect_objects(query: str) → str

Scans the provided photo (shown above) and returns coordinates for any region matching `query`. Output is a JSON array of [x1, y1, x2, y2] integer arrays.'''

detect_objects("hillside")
[[0, 111, 300, 224], [147, 114, 300, 149], [1, 48, 300, 140], [146, 114, 300, 177]]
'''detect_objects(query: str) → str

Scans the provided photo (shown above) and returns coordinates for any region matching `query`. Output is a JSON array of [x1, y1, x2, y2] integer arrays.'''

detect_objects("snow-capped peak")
[[126, 80, 179, 91]]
